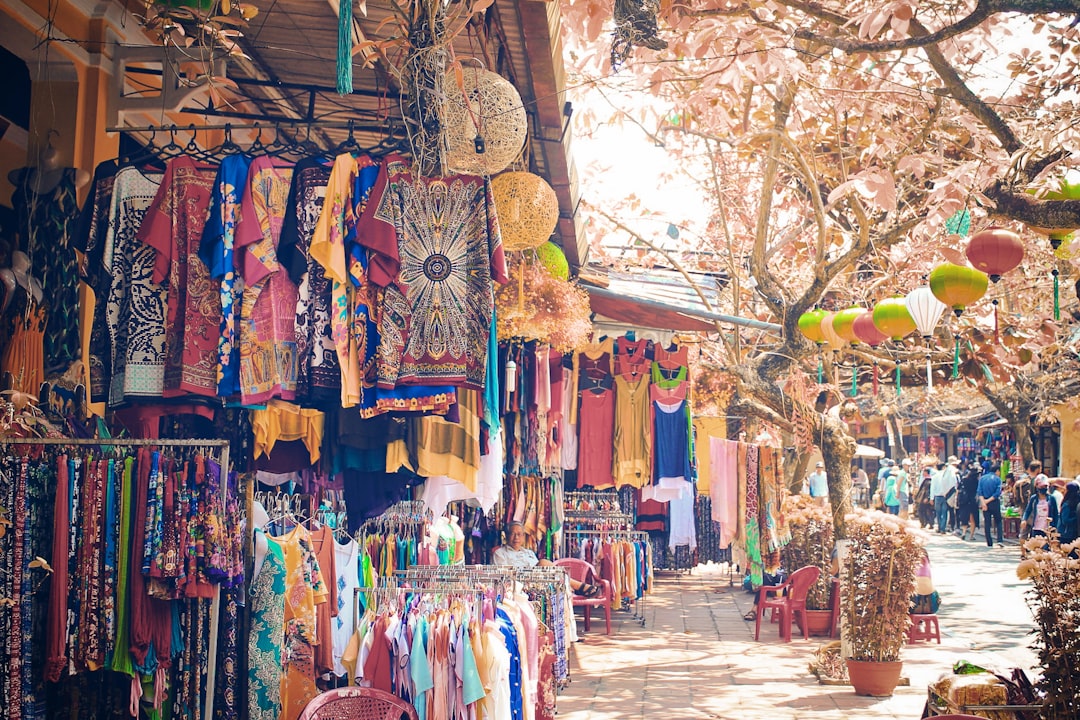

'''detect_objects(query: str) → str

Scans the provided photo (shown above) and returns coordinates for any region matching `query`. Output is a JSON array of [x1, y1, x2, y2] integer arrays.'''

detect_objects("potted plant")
[[841, 508, 925, 696], [781, 494, 836, 636], [1016, 534, 1077, 717]]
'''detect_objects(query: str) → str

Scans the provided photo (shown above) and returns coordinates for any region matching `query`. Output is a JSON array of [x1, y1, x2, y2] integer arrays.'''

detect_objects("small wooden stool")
[[908, 613, 941, 644]]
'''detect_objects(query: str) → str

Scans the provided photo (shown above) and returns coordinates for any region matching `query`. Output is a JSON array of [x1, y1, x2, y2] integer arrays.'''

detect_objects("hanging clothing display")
[[359, 153, 508, 391], [235, 155, 299, 405], [10, 167, 82, 374], [139, 156, 219, 397]]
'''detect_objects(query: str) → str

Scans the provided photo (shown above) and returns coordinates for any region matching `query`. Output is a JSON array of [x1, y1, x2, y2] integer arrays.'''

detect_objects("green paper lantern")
[[872, 297, 916, 341], [798, 309, 827, 344], [833, 307, 866, 345], [535, 241, 569, 281], [929, 262, 988, 316]]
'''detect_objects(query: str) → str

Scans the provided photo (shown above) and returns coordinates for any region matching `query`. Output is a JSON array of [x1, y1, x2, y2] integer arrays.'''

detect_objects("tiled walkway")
[[556, 532, 1038, 719]]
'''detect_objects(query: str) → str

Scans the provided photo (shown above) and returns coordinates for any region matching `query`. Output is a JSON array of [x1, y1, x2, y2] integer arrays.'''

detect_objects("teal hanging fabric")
[[336, 0, 353, 95], [952, 335, 960, 379], [1053, 268, 1060, 321]]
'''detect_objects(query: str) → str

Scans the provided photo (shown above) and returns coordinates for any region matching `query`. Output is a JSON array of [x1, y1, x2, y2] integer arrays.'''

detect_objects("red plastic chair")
[[298, 687, 419, 720], [754, 565, 821, 642], [828, 577, 841, 638], [930, 716, 989, 719], [554, 557, 613, 635]]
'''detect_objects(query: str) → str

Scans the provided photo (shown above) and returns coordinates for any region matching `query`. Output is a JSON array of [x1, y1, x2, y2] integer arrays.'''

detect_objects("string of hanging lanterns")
[[794, 222, 1036, 399]]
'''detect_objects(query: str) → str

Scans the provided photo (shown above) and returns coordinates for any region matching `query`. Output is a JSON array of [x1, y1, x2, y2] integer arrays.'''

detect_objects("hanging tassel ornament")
[[926, 351, 933, 392], [336, 0, 354, 95], [817, 356, 823, 384], [1052, 268, 1060, 321], [952, 334, 961, 379], [895, 362, 901, 398], [851, 362, 858, 397], [872, 360, 879, 396]]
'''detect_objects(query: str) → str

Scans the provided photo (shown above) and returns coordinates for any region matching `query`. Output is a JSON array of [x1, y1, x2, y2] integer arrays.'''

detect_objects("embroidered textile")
[[359, 153, 508, 390]]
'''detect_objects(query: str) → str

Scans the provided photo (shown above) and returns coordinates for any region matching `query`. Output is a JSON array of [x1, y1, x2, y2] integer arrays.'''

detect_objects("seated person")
[[910, 549, 940, 614], [492, 521, 602, 597]]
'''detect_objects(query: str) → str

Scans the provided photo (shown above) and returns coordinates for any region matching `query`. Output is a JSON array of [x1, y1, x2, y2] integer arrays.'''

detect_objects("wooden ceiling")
[[206, 0, 583, 266]]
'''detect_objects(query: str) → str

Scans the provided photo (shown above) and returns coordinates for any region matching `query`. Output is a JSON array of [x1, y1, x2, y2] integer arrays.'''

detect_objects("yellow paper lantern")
[[491, 172, 559, 251], [929, 262, 988, 316], [819, 311, 846, 350]]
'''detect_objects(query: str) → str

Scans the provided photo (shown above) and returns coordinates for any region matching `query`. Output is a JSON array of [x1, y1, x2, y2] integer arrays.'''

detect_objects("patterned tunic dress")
[[358, 153, 508, 391], [11, 167, 82, 374], [138, 156, 219, 396], [235, 156, 298, 405], [100, 167, 164, 405], [248, 531, 286, 720]]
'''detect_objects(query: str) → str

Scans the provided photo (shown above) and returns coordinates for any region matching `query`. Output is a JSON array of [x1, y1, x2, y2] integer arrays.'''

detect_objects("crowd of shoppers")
[[843, 454, 1079, 549]]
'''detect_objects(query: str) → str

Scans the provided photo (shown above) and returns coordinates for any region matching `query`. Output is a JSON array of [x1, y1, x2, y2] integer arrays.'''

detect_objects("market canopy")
[[855, 444, 886, 459]]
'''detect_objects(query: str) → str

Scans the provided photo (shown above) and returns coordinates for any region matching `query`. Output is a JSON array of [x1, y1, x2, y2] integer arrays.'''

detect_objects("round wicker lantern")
[[491, 172, 559, 251], [442, 68, 527, 176]]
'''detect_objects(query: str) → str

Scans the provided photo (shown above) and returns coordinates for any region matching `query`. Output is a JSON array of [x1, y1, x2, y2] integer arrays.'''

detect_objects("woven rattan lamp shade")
[[442, 68, 527, 176], [491, 172, 560, 251]]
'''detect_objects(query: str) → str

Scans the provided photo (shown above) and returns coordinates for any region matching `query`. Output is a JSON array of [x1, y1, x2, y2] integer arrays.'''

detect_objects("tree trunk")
[[1009, 421, 1034, 469], [787, 448, 811, 495], [821, 417, 855, 539]]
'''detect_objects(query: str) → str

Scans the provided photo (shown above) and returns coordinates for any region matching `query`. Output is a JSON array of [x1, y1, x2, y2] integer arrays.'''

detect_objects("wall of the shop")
[[1052, 402, 1077, 477]]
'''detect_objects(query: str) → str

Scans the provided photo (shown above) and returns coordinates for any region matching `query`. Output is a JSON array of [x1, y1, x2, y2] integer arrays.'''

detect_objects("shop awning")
[[855, 444, 885, 459], [583, 284, 782, 334]]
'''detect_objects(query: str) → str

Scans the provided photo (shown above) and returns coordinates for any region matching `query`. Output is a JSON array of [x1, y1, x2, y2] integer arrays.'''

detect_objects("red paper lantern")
[[853, 309, 888, 346], [965, 227, 1024, 282]]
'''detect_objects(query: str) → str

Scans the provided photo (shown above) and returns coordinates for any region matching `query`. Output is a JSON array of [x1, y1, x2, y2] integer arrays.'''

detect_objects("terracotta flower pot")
[[795, 609, 834, 637], [845, 659, 903, 696]]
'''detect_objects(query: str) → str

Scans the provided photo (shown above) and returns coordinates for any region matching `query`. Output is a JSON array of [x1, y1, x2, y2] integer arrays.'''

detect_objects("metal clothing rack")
[[1, 437, 231, 720], [564, 490, 627, 514], [561, 527, 651, 625]]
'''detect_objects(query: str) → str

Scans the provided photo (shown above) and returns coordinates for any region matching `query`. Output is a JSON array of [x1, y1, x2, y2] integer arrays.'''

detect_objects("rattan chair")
[[298, 687, 418, 720]]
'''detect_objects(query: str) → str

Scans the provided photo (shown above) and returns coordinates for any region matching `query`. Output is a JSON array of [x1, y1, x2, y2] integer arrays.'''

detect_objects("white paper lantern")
[[905, 287, 947, 340]]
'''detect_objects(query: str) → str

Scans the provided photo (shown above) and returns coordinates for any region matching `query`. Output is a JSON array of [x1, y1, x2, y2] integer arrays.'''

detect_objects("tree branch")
[[785, 0, 1080, 54], [909, 19, 1023, 154]]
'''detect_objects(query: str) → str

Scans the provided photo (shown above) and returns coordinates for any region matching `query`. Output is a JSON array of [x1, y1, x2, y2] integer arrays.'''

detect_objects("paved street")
[[556, 530, 1038, 719]]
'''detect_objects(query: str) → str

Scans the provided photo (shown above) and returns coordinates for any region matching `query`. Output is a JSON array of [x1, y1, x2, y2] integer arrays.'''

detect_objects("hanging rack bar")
[[0, 437, 230, 446], [104, 120, 402, 134]]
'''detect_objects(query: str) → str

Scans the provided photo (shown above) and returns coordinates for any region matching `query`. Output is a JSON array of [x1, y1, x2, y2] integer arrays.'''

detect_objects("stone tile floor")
[[556, 532, 1038, 719]]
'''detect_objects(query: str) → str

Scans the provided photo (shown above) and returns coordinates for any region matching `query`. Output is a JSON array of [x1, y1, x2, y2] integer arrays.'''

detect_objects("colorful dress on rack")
[[278, 156, 339, 403], [138, 156, 219, 397], [248, 530, 286, 720], [576, 380, 615, 489], [274, 524, 328, 720], [613, 368, 651, 489], [101, 166, 164, 404], [235, 156, 298, 405], [79, 161, 121, 401], [358, 153, 508, 391], [200, 154, 253, 398], [309, 153, 380, 408], [11, 167, 82, 374]]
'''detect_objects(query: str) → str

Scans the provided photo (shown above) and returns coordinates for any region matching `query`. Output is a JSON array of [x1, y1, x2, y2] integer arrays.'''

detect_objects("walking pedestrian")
[[883, 467, 901, 515], [931, 456, 959, 534], [977, 461, 1004, 547], [851, 464, 869, 508], [957, 460, 981, 541], [806, 461, 828, 507], [1056, 480, 1079, 545], [1014, 460, 1041, 514], [1020, 474, 1059, 542], [914, 468, 934, 528]]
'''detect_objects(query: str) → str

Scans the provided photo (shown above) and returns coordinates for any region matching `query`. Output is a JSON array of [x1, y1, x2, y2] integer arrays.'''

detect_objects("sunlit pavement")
[[555, 530, 1038, 719]]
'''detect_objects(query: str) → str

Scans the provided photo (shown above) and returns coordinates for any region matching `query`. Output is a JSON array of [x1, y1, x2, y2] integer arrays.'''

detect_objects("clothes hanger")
[[332, 120, 362, 156]]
